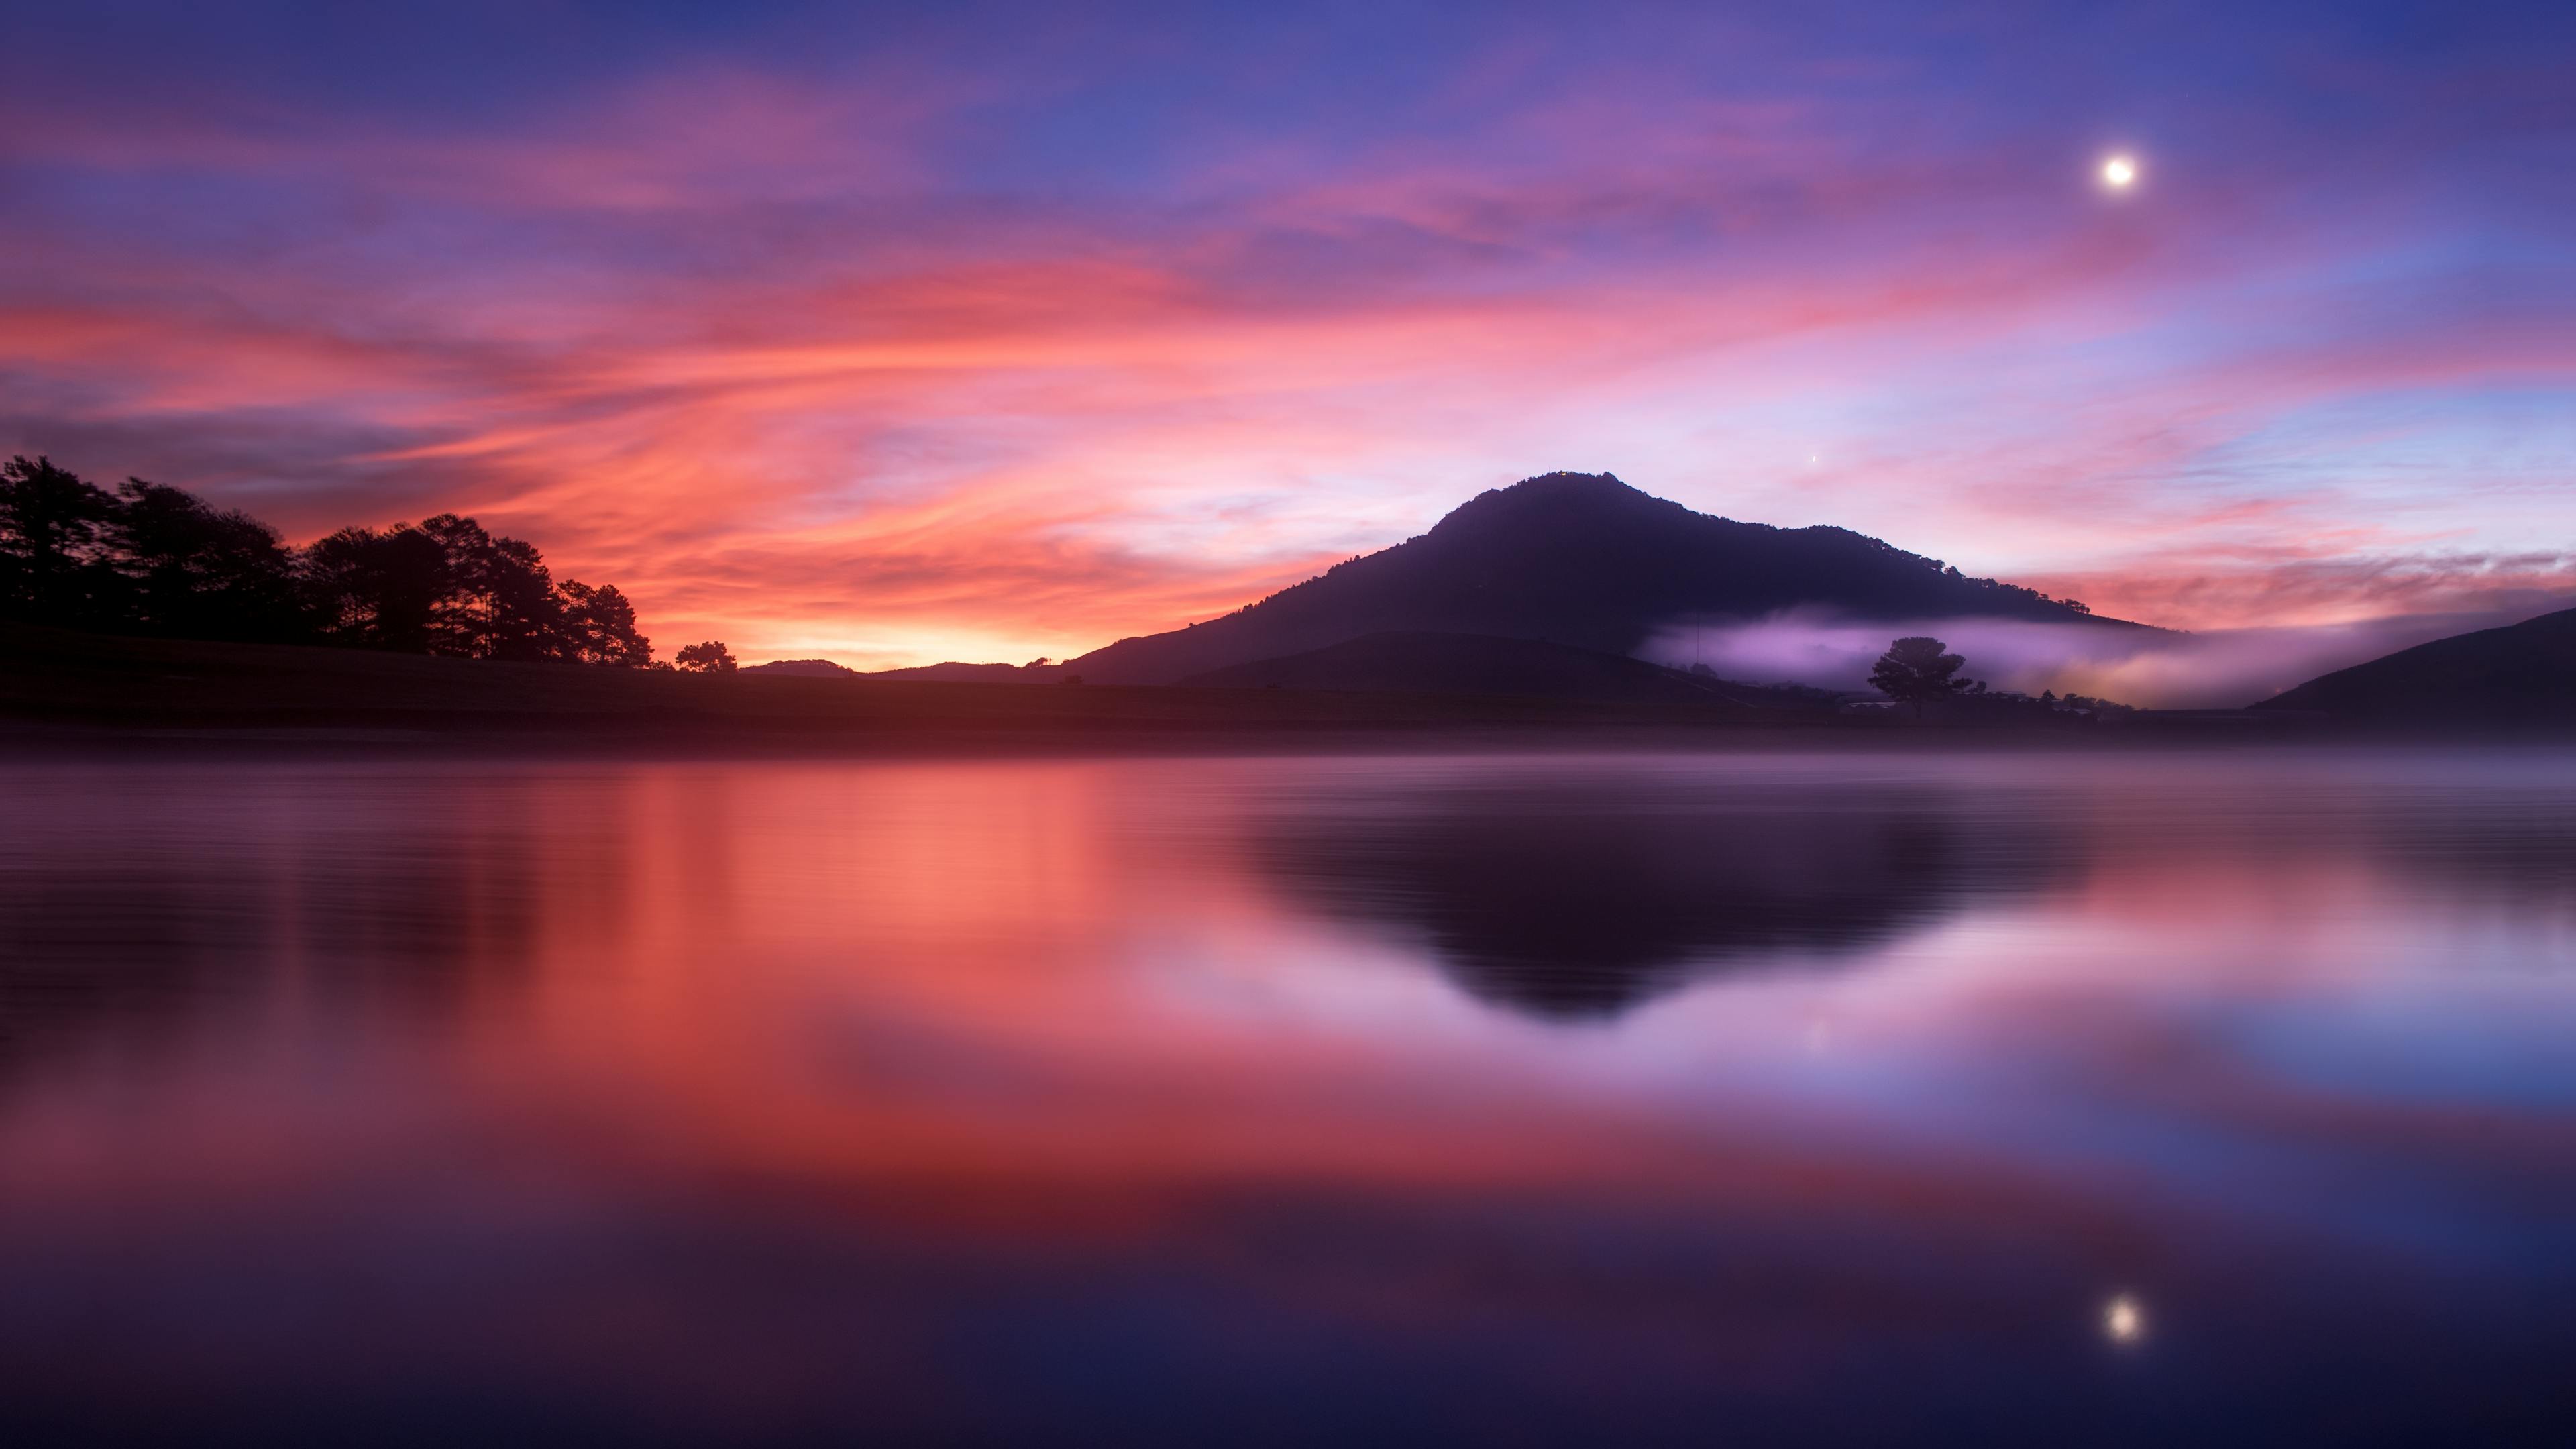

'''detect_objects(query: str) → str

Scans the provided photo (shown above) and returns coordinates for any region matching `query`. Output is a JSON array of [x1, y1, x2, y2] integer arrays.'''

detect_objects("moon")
[[2102, 155, 2139, 190], [2103, 1293, 2146, 1344]]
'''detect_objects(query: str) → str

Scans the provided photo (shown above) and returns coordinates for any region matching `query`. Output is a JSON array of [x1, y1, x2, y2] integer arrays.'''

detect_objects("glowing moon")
[[2103, 1293, 2146, 1344], [2101, 155, 2139, 190]]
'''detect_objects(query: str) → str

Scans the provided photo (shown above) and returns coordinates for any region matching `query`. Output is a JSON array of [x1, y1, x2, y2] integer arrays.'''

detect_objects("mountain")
[[1180, 631, 1821, 708], [1063, 472, 2139, 684], [2254, 605, 2576, 728]]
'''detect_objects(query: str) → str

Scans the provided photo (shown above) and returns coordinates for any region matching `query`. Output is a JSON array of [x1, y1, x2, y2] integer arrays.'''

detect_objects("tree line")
[[0, 455, 731, 669]]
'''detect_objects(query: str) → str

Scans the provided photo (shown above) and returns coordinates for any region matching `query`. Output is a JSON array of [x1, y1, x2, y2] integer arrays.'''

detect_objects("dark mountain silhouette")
[[742, 658, 861, 678], [1182, 631, 1827, 708], [2254, 604, 2576, 729], [1064, 471, 2139, 685]]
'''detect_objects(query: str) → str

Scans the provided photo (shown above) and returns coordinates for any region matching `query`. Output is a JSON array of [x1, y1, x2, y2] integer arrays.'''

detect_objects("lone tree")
[[674, 640, 737, 673], [1870, 635, 1968, 717]]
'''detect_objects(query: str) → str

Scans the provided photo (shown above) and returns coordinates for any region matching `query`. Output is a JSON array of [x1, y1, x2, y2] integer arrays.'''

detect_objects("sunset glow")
[[3, 3, 2570, 665]]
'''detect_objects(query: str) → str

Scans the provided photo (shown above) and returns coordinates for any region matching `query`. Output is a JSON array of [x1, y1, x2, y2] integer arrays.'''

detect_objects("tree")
[[0, 455, 122, 625], [558, 580, 653, 667], [419, 513, 565, 661], [111, 478, 306, 641], [3, 451, 674, 670], [1869, 635, 1968, 717], [674, 640, 736, 673], [301, 524, 453, 652]]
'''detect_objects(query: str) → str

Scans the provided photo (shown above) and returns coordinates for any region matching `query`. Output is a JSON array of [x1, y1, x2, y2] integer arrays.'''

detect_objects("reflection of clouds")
[[2369, 801, 2576, 922], [0, 753, 2571, 1441], [1252, 769, 2082, 1020]]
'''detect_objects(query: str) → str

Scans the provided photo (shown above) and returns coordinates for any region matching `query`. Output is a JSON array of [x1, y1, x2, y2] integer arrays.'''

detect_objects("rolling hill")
[[2254, 605, 2576, 728]]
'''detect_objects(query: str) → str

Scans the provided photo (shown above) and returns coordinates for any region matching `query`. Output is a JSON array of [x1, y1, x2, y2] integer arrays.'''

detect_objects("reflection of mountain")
[[1255, 775, 2078, 1019]]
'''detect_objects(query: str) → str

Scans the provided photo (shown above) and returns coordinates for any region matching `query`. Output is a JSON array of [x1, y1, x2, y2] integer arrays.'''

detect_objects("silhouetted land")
[[7, 623, 2267, 755], [11, 455, 2563, 745], [0, 623, 1832, 752]]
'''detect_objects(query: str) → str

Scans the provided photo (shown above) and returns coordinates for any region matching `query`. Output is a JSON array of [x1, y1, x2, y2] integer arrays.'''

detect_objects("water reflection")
[[1254, 770, 2078, 1018], [0, 767, 619, 1081], [0, 752, 2569, 1445]]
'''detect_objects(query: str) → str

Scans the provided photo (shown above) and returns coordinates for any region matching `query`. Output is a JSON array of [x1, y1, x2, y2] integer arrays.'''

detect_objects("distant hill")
[[2254, 605, 2576, 728], [867, 661, 1049, 683], [1064, 472, 2140, 684], [742, 659, 860, 678], [1182, 631, 1827, 710], [747, 659, 1053, 683]]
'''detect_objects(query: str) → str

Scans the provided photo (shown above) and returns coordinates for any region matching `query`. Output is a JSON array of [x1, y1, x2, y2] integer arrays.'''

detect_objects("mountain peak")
[[1064, 472, 2137, 684], [1468, 470, 1640, 504], [1434, 472, 1682, 532]]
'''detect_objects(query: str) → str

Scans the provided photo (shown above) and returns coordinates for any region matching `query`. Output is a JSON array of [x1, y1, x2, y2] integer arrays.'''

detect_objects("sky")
[[3, 0, 2572, 668]]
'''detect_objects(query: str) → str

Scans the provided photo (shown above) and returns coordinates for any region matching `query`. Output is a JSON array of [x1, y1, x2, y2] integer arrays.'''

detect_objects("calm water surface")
[[1, 751, 2571, 1444]]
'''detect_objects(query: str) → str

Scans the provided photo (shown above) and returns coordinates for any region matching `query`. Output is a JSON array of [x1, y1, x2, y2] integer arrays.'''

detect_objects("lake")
[[2, 750, 2571, 1444]]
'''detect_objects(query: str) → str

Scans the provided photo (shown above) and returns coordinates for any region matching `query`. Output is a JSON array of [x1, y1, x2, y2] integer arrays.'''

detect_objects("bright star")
[[2101, 155, 2138, 190]]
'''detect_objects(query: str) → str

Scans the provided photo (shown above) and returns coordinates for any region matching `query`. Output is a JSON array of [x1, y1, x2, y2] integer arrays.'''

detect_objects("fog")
[[1641, 604, 2571, 708]]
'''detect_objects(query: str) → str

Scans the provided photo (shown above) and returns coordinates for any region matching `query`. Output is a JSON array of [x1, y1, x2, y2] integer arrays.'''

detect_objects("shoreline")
[[5, 623, 2551, 759]]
